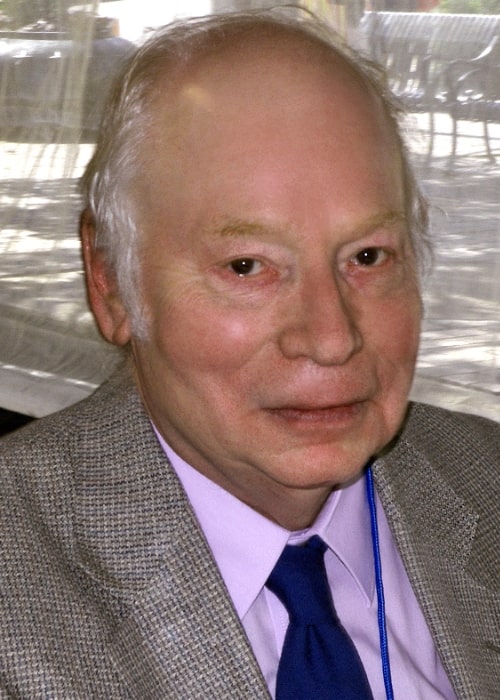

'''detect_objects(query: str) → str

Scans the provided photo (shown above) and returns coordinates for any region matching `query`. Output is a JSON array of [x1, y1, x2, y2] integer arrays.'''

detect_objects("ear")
[[80, 209, 131, 346]]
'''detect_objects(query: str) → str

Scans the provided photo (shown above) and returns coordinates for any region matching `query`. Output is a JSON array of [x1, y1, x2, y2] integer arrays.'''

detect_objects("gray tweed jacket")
[[0, 371, 498, 699]]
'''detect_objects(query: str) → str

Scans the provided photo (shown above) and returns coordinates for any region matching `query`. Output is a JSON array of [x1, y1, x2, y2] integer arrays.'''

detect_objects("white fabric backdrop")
[[0, 0, 498, 419]]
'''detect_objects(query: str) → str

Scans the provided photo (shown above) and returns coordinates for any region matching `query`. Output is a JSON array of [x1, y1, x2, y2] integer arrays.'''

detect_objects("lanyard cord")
[[366, 465, 395, 700]]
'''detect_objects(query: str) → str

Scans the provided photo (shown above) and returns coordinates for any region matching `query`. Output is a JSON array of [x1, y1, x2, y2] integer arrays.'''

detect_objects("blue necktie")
[[266, 536, 374, 700]]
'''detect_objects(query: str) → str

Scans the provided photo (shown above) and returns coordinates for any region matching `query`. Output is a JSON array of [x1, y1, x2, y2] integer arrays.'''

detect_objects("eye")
[[352, 247, 388, 267], [228, 258, 263, 276]]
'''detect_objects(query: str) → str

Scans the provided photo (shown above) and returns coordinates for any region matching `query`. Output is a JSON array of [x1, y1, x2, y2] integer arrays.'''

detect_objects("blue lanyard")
[[366, 465, 395, 700]]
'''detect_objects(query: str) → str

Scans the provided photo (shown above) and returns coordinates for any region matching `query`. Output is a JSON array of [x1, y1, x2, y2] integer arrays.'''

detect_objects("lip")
[[266, 401, 366, 426]]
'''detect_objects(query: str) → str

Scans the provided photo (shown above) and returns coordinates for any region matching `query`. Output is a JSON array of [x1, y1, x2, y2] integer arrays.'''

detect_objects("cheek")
[[152, 296, 273, 375], [366, 291, 422, 365]]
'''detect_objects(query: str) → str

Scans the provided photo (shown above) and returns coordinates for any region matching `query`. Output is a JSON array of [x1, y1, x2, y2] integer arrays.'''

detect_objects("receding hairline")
[[136, 20, 398, 192], [127, 24, 402, 244], [83, 11, 402, 216], [139, 17, 388, 126]]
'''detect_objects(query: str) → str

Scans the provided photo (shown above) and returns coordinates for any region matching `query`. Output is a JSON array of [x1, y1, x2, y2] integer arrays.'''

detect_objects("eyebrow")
[[360, 210, 408, 231], [206, 210, 408, 240], [214, 219, 280, 238]]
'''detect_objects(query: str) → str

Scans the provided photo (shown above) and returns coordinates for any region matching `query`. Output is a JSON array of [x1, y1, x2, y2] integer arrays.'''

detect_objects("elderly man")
[[1, 9, 498, 700]]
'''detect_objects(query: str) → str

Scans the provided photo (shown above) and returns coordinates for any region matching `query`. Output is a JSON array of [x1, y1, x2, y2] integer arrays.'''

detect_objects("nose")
[[278, 270, 363, 366]]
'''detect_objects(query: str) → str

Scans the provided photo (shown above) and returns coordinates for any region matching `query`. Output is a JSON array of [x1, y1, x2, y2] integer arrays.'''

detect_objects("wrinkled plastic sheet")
[[0, 141, 121, 417], [0, 311, 121, 417]]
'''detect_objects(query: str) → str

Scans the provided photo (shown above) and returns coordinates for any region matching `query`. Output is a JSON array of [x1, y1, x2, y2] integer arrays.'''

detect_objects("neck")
[[238, 484, 335, 531]]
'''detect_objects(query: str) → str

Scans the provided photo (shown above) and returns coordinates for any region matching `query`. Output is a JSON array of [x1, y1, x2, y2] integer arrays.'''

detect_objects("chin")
[[267, 445, 373, 491]]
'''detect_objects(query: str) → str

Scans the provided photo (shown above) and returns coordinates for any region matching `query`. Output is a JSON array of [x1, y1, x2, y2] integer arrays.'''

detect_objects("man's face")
[[125, 42, 422, 525]]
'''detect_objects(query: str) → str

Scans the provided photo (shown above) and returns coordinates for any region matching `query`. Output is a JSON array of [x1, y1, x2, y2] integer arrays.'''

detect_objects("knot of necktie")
[[266, 535, 334, 624]]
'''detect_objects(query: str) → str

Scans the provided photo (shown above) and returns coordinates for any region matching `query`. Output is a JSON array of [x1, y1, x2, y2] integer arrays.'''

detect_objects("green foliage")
[[435, 0, 500, 12]]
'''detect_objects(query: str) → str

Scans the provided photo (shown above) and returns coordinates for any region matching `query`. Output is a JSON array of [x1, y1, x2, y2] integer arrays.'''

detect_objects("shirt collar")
[[154, 426, 375, 618], [311, 473, 375, 606]]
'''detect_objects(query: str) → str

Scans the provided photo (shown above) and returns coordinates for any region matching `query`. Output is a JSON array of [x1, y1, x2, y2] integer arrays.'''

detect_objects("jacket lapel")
[[74, 374, 270, 699], [107, 539, 270, 699], [373, 419, 498, 700]]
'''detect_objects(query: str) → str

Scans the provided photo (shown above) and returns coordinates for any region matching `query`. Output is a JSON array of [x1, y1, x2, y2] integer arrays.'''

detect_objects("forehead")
[[132, 27, 403, 237], [149, 26, 393, 147]]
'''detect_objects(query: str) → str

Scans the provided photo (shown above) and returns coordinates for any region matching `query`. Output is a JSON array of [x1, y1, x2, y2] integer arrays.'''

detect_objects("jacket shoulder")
[[0, 370, 143, 552], [403, 402, 499, 469], [396, 401, 499, 518], [1, 368, 138, 462]]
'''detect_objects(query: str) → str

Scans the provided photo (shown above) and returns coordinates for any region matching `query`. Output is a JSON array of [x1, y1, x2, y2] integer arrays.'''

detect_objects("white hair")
[[80, 6, 430, 339]]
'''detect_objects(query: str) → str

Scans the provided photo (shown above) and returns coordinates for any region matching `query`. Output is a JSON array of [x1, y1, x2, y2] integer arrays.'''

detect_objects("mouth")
[[266, 401, 366, 426]]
